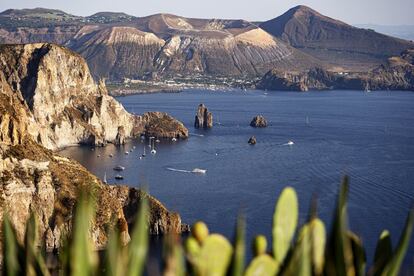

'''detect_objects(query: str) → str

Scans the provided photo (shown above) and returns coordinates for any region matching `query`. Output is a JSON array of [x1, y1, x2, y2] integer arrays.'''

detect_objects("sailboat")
[[150, 138, 157, 155]]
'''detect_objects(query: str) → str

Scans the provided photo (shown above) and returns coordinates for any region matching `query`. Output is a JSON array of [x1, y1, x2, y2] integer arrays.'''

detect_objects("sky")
[[0, 0, 413, 25]]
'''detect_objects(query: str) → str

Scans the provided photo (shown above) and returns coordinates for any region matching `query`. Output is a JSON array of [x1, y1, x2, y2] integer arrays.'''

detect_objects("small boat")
[[156, 139, 160, 143], [133, 146, 136, 149], [109, 154, 113, 157], [192, 168, 207, 174], [125, 151, 129, 155], [142, 146, 146, 157], [115, 175, 124, 180], [172, 137, 177, 142], [287, 141, 294, 146], [103, 172, 107, 184], [150, 138, 157, 155], [113, 165, 125, 171], [97, 154, 100, 157]]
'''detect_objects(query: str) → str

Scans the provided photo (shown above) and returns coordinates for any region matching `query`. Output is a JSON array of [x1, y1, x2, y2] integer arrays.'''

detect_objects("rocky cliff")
[[0, 43, 188, 150], [257, 49, 414, 92], [0, 45, 187, 254], [194, 104, 213, 129]]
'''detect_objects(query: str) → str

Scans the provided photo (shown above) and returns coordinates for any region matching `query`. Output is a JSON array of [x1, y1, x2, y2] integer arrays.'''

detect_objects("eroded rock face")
[[194, 104, 213, 129], [250, 115, 268, 128], [0, 43, 188, 149], [0, 72, 187, 256], [257, 50, 414, 92]]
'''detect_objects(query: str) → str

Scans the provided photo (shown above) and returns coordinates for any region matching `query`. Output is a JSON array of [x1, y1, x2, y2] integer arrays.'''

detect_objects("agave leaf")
[[105, 227, 128, 276], [127, 196, 149, 276], [381, 209, 414, 276], [272, 187, 298, 264], [193, 234, 233, 276], [25, 213, 50, 276], [231, 214, 246, 276], [2, 214, 22, 276], [163, 234, 186, 276], [245, 254, 279, 276], [70, 192, 98, 276], [370, 230, 392, 276], [348, 231, 366, 276], [325, 177, 355, 276], [283, 223, 311, 276], [309, 218, 326, 276]]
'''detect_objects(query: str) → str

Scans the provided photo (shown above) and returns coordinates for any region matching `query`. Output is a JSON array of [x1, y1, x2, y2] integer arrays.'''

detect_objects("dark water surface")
[[60, 89, 414, 266]]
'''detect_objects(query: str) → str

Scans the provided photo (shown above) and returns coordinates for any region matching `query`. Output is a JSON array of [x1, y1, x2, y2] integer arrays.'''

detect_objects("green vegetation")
[[2, 177, 413, 275]]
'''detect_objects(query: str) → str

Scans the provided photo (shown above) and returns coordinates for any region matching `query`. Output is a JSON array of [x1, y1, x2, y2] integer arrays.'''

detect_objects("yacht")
[[192, 168, 207, 174], [113, 165, 125, 171]]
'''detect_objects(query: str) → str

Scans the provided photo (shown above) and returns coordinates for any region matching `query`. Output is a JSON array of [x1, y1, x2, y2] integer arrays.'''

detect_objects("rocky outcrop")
[[250, 115, 268, 128], [0, 67, 187, 255], [142, 112, 189, 139], [0, 43, 188, 150], [248, 136, 257, 145], [194, 104, 213, 129], [257, 49, 414, 92]]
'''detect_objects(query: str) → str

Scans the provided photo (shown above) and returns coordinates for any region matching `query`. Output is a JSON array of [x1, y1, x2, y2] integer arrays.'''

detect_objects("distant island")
[[0, 5, 413, 92]]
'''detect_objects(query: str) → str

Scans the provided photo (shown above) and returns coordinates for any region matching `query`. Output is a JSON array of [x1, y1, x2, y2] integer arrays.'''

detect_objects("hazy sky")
[[0, 0, 413, 25]]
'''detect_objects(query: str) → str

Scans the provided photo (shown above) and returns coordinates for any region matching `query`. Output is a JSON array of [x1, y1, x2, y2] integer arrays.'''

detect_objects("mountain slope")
[[0, 8, 322, 80], [260, 5, 414, 71]]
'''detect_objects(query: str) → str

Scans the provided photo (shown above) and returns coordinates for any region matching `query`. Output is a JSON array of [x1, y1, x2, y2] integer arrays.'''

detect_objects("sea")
[[60, 89, 414, 267]]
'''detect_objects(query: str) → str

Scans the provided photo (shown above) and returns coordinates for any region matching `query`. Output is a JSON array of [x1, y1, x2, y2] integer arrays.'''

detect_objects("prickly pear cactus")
[[186, 222, 233, 276], [272, 187, 298, 264], [245, 254, 279, 276], [253, 235, 268, 256]]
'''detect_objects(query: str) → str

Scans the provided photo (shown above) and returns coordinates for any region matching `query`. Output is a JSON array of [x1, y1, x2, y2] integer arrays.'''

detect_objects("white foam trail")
[[166, 167, 192, 173], [189, 133, 204, 137]]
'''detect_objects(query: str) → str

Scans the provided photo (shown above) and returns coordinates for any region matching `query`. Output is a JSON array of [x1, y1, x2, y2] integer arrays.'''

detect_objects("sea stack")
[[250, 115, 268, 128], [248, 136, 257, 145], [194, 104, 213, 129]]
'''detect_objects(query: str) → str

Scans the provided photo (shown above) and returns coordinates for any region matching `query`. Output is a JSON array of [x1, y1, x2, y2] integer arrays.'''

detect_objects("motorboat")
[[115, 175, 124, 180], [151, 149, 157, 155], [125, 151, 129, 155], [103, 172, 107, 184], [109, 154, 113, 157], [192, 168, 207, 174], [287, 141, 294, 146], [172, 137, 177, 142], [113, 165, 125, 171]]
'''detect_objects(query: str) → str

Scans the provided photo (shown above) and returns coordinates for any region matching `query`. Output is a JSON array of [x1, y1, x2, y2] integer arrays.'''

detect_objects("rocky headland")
[[0, 43, 189, 255], [257, 49, 414, 92]]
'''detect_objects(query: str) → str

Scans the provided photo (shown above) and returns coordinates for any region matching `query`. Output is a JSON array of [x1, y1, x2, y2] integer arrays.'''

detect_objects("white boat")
[[150, 138, 157, 155], [192, 168, 207, 174], [141, 146, 146, 157], [287, 141, 294, 146], [103, 172, 107, 184], [156, 139, 160, 143], [115, 175, 124, 180], [172, 137, 177, 142], [113, 165, 125, 171], [125, 151, 129, 155]]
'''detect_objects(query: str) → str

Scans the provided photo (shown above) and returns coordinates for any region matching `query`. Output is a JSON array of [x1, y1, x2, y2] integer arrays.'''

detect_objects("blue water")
[[60, 89, 414, 266]]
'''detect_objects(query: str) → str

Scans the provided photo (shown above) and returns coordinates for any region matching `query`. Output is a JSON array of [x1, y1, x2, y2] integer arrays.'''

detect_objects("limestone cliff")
[[0, 67, 187, 255], [0, 43, 188, 150]]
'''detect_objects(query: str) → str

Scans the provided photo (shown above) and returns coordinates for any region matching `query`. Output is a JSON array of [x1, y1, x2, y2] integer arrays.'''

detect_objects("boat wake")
[[189, 133, 205, 137], [281, 141, 295, 146], [166, 167, 192, 173], [166, 167, 207, 174]]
